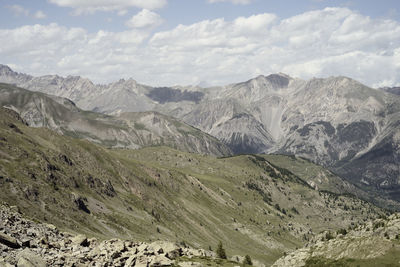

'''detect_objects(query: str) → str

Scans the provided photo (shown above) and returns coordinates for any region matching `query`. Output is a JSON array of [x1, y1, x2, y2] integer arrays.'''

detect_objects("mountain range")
[[1, 64, 399, 208], [0, 82, 230, 156], [380, 86, 400, 96], [0, 107, 386, 265]]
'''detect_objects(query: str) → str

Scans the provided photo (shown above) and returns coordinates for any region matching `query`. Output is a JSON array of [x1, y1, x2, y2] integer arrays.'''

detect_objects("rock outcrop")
[[272, 213, 400, 266], [0, 203, 223, 267]]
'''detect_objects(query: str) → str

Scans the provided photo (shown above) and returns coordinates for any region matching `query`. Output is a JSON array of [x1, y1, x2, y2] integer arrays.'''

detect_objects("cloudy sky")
[[0, 0, 399, 87]]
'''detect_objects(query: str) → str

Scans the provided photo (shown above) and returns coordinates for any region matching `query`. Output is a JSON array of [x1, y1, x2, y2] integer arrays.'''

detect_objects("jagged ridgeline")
[[2, 64, 400, 207], [0, 107, 385, 265], [0, 83, 231, 156]]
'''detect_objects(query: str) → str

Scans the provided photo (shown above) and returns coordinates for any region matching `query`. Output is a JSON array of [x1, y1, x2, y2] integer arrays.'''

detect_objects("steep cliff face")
[[181, 99, 275, 154]]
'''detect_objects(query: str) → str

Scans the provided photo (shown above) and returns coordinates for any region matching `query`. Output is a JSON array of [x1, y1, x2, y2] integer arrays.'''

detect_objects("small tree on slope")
[[243, 254, 252, 265], [216, 241, 227, 259]]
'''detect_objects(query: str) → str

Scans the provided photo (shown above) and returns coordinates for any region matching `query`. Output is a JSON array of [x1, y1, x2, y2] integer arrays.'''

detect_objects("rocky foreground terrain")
[[0, 203, 258, 267], [273, 213, 400, 266], [1, 202, 399, 267]]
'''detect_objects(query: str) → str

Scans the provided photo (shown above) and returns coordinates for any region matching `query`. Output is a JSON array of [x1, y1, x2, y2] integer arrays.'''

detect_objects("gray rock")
[[0, 232, 20, 249], [16, 249, 46, 267], [137, 243, 149, 253], [0, 257, 14, 267], [149, 241, 182, 259], [124, 255, 136, 267], [9, 206, 19, 213], [150, 255, 173, 266], [21, 238, 31, 248], [44, 224, 57, 231], [113, 240, 126, 253], [70, 234, 89, 247], [135, 254, 150, 267]]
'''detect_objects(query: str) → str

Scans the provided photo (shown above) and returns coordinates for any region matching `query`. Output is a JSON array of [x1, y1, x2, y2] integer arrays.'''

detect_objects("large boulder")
[[0, 232, 20, 249], [150, 255, 173, 266], [124, 255, 136, 267], [16, 249, 46, 267], [70, 234, 89, 247], [0, 257, 14, 267], [149, 241, 182, 259]]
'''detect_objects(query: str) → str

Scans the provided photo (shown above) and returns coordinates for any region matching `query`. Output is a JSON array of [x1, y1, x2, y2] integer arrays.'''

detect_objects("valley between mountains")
[[1, 65, 400, 208], [1, 65, 400, 266]]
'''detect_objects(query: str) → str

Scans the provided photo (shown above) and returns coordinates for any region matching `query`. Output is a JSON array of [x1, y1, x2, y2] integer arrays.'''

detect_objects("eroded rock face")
[[0, 85, 232, 157], [0, 203, 227, 267]]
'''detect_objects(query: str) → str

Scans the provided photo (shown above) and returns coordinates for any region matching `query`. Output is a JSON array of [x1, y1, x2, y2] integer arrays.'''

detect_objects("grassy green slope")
[[0, 108, 384, 265], [264, 154, 400, 210], [274, 213, 400, 266]]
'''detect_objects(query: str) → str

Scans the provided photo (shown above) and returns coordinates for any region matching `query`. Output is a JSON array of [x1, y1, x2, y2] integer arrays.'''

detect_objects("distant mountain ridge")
[[1, 64, 400, 208], [0, 83, 231, 156], [380, 86, 400, 96]]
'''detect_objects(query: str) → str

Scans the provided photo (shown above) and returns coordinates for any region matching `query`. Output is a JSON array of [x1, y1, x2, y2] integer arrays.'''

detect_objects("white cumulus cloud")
[[48, 0, 167, 15], [6, 5, 47, 19], [125, 9, 163, 29], [1, 7, 400, 88], [6, 5, 30, 16], [34, 10, 47, 19]]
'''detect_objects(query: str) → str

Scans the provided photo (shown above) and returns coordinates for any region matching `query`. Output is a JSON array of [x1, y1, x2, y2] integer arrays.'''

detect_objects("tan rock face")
[[16, 249, 46, 267]]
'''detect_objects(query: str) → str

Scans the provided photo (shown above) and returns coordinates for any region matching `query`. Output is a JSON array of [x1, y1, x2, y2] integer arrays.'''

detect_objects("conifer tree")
[[243, 255, 252, 265], [216, 241, 227, 259]]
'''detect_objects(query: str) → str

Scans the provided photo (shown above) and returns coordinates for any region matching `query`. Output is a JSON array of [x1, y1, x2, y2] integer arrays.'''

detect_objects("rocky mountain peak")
[[109, 78, 139, 90], [245, 73, 292, 92], [65, 75, 85, 83], [0, 64, 13, 75], [265, 73, 291, 88], [302, 76, 366, 96], [0, 64, 32, 84]]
